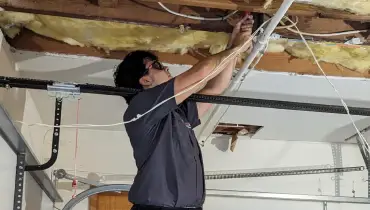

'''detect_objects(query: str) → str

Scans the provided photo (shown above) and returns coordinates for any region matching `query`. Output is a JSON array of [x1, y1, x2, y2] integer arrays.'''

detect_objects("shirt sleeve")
[[125, 78, 178, 125], [179, 100, 201, 128]]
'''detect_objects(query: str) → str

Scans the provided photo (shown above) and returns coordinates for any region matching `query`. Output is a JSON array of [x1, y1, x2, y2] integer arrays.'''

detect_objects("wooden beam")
[[274, 16, 370, 44], [6, 29, 370, 78], [97, 0, 119, 8], [254, 52, 369, 78], [142, 0, 370, 21], [6, 29, 199, 65], [1, 0, 368, 43], [0, 0, 233, 32]]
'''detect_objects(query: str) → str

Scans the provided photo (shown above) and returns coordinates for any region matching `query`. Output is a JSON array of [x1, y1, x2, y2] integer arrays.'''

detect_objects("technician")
[[113, 14, 254, 210]]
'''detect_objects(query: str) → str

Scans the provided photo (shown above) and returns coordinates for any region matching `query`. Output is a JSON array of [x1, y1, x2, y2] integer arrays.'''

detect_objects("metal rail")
[[54, 165, 365, 186], [61, 184, 370, 210], [205, 166, 364, 180], [206, 189, 370, 204], [1, 76, 370, 116]]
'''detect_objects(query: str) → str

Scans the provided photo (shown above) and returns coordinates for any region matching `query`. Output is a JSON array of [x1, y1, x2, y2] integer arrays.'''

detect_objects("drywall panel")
[[54, 190, 89, 210], [0, 30, 26, 126], [23, 173, 54, 210], [51, 132, 369, 210], [0, 136, 16, 210], [20, 90, 49, 164], [219, 71, 370, 142], [202, 137, 368, 195]]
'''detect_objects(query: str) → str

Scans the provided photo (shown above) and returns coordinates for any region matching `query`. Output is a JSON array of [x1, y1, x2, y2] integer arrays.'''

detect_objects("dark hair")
[[113, 50, 158, 104]]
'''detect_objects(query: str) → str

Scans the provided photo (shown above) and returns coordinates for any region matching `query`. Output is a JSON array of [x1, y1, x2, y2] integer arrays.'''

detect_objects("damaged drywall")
[[0, 11, 369, 74]]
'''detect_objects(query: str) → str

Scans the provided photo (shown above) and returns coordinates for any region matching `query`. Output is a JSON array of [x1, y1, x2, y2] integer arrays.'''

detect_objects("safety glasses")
[[142, 60, 166, 76]]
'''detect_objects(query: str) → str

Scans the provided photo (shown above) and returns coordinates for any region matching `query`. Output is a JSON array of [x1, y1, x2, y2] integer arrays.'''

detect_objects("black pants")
[[131, 204, 202, 210]]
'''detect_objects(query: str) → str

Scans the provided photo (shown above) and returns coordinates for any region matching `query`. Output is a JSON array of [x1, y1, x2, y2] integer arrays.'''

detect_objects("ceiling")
[[12, 50, 370, 144], [0, 0, 369, 77]]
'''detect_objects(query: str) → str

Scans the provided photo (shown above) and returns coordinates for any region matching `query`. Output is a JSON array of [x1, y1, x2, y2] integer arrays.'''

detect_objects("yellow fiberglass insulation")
[[0, 11, 230, 55], [303, 0, 370, 15], [266, 39, 370, 73], [0, 11, 370, 73]]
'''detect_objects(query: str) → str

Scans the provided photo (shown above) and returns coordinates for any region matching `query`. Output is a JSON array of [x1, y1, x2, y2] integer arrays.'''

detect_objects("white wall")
[[39, 127, 369, 210], [23, 173, 55, 210], [0, 136, 17, 210], [1, 32, 55, 210]]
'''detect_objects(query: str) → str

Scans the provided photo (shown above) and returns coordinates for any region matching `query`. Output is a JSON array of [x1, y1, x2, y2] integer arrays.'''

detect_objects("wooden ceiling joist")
[[1, 0, 368, 44], [0, 0, 233, 32], [142, 0, 370, 21], [7, 29, 370, 79], [274, 16, 370, 44]]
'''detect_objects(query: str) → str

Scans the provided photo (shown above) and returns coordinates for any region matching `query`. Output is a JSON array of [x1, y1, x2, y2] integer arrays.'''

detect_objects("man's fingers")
[[241, 19, 254, 25], [236, 14, 251, 26], [240, 14, 251, 22], [241, 24, 253, 32]]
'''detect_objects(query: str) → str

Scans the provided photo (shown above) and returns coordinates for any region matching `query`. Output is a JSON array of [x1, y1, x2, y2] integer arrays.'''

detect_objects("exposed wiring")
[[16, 18, 270, 129], [277, 16, 368, 37], [158, 2, 238, 21], [285, 26, 368, 37], [283, 16, 370, 154], [275, 17, 298, 29]]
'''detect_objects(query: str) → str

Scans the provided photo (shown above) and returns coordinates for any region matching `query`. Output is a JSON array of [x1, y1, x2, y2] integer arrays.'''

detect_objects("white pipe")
[[197, 0, 295, 141], [231, 0, 295, 87]]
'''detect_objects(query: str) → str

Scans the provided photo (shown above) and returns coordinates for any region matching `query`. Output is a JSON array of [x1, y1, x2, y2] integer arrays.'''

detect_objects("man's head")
[[114, 50, 172, 103]]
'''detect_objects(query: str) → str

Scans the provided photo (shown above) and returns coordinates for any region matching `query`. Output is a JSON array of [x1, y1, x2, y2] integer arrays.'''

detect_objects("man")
[[113, 14, 254, 210]]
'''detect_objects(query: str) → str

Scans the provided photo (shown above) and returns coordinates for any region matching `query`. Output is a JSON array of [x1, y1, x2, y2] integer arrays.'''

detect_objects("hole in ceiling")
[[213, 123, 263, 137]]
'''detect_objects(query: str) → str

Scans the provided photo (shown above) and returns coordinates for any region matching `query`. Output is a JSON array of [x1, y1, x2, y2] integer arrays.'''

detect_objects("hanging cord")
[[283, 16, 370, 154], [72, 99, 81, 198]]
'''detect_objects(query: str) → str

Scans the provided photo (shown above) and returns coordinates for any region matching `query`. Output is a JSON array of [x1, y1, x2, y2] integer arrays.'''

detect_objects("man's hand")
[[227, 14, 254, 53]]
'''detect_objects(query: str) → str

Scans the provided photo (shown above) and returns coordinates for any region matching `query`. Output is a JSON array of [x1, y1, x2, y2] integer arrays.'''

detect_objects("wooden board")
[[89, 191, 132, 210], [6, 29, 370, 79], [273, 16, 370, 44], [1, 0, 368, 43], [0, 0, 233, 32], [142, 0, 370, 21]]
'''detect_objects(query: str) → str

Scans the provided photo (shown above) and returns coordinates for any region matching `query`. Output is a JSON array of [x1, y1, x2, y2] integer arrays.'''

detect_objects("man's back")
[[124, 79, 205, 208]]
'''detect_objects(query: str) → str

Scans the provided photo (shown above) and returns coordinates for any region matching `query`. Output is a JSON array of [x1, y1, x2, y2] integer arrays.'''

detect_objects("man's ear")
[[139, 75, 152, 87]]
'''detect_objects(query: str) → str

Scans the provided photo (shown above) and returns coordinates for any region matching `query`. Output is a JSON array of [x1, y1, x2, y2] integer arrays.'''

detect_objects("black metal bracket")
[[13, 153, 25, 210], [25, 98, 63, 171]]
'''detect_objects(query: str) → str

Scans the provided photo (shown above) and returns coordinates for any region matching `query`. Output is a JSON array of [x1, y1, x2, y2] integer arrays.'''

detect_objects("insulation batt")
[[303, 0, 370, 15], [0, 11, 370, 73], [264, 0, 370, 15]]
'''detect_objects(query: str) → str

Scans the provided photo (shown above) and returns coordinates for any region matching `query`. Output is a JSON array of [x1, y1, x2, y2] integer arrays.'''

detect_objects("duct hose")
[[62, 184, 131, 210]]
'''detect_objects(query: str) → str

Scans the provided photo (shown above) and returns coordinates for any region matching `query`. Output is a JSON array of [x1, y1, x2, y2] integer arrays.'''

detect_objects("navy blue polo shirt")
[[124, 78, 205, 208]]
